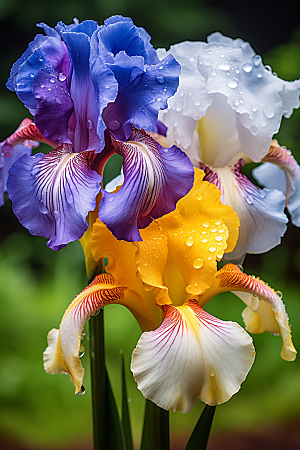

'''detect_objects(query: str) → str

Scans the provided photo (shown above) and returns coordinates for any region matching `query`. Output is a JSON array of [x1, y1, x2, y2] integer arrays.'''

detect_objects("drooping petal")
[[201, 264, 296, 361], [158, 169, 240, 297], [253, 141, 300, 226], [43, 273, 126, 393], [131, 299, 255, 412], [7, 144, 102, 250], [200, 160, 288, 263], [3, 118, 56, 149], [99, 128, 194, 241]]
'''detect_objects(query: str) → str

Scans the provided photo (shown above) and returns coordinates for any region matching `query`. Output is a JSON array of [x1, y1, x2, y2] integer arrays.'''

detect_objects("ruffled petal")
[[201, 264, 297, 361], [43, 273, 126, 393], [253, 141, 300, 226], [3, 118, 56, 149], [158, 169, 239, 297], [102, 51, 181, 142], [200, 160, 288, 263], [7, 144, 102, 250], [131, 299, 255, 412], [99, 128, 194, 241]]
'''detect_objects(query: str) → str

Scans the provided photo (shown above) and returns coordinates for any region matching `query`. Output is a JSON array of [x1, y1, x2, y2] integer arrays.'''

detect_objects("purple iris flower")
[[6, 16, 194, 249]]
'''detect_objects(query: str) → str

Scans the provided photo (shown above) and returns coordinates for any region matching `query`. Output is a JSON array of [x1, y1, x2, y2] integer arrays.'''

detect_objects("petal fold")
[[131, 299, 255, 412]]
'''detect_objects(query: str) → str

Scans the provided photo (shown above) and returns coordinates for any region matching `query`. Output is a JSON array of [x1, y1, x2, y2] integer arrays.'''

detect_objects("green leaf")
[[140, 400, 170, 450], [185, 405, 216, 450], [89, 309, 126, 450], [120, 350, 134, 450]]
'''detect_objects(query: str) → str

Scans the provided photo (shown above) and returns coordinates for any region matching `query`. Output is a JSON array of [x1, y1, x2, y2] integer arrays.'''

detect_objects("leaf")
[[121, 350, 134, 450], [185, 405, 216, 450], [140, 400, 170, 450]]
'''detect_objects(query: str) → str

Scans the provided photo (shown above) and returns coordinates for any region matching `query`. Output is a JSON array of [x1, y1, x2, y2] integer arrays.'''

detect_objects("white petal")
[[131, 299, 255, 413]]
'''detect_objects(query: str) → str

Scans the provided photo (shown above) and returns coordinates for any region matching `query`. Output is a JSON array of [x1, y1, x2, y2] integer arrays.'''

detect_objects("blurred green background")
[[0, 1, 300, 449]]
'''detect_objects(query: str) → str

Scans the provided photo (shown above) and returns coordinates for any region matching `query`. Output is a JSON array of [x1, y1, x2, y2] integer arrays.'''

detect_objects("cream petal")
[[43, 274, 126, 393], [131, 299, 255, 413]]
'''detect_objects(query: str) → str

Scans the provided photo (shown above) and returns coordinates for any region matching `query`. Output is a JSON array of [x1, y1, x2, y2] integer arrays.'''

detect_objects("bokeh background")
[[0, 0, 300, 449]]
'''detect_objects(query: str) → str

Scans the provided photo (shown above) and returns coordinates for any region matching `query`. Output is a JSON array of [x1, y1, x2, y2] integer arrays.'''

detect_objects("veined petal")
[[7, 144, 102, 250], [158, 169, 239, 297], [201, 264, 296, 361], [43, 273, 126, 393], [99, 128, 194, 241], [253, 141, 300, 226], [131, 299, 255, 412], [4, 118, 57, 149], [200, 160, 288, 263]]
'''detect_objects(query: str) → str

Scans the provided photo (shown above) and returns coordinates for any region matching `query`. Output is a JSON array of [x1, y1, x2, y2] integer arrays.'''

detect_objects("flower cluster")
[[2, 17, 298, 413]]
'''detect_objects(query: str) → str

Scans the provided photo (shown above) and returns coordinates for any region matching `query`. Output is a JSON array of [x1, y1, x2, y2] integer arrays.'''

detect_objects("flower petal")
[[201, 264, 297, 361], [7, 144, 102, 250], [158, 169, 239, 297], [43, 273, 126, 393], [99, 128, 194, 241], [253, 141, 300, 226], [200, 160, 288, 263], [131, 299, 255, 412]]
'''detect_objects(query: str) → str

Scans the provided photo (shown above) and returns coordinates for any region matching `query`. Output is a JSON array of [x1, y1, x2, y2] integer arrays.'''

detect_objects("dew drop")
[[208, 256, 212, 261], [243, 63, 252, 73], [263, 105, 275, 119], [155, 75, 164, 83], [158, 65, 164, 70], [202, 239, 207, 243], [211, 229, 217, 233], [193, 257, 204, 269], [246, 195, 253, 204], [217, 61, 230, 71], [219, 229, 224, 233], [202, 231, 206, 235], [216, 254, 222, 260], [105, 84, 110, 89], [76, 385, 86, 396], [86, 119, 94, 129], [276, 290, 283, 299], [237, 264, 244, 272], [58, 73, 67, 82], [265, 65, 272, 72], [202, 222, 209, 228], [215, 235, 223, 241], [30, 73, 35, 78], [257, 71, 263, 79], [215, 221, 221, 225], [227, 79, 237, 89], [251, 104, 258, 112], [253, 55, 262, 66], [196, 192, 203, 200], [190, 56, 195, 62], [186, 236, 195, 247], [209, 247, 216, 252], [48, 88, 51, 91], [39, 56, 44, 62], [210, 68, 217, 76], [50, 78, 55, 83], [235, 68, 240, 74], [108, 120, 121, 131], [40, 85, 45, 88]]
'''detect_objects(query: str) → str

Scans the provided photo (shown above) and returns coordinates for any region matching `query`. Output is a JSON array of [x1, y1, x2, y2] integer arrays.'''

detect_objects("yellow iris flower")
[[43, 169, 296, 413]]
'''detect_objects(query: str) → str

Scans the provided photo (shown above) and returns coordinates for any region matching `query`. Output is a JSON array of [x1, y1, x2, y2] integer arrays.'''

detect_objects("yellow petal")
[[158, 168, 239, 296]]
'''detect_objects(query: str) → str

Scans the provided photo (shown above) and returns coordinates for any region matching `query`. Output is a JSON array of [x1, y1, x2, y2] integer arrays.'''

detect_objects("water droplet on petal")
[[202, 239, 207, 243], [156, 75, 165, 83], [263, 105, 275, 119], [253, 55, 262, 66], [189, 56, 195, 62], [215, 221, 221, 225], [251, 104, 258, 112], [227, 79, 237, 89], [217, 61, 230, 71], [39, 57, 44, 62], [246, 195, 253, 204], [158, 65, 164, 70], [193, 257, 204, 269], [219, 229, 224, 233], [48, 88, 51, 91], [186, 236, 195, 247], [243, 63, 252, 73], [108, 120, 121, 131], [211, 229, 217, 233], [210, 68, 217, 76], [257, 71, 263, 79], [30, 73, 35, 78], [215, 235, 223, 241], [76, 385, 85, 396], [50, 78, 55, 83], [216, 254, 222, 260], [58, 73, 67, 82], [276, 290, 283, 299], [237, 264, 244, 272], [209, 247, 216, 252], [202, 222, 209, 228], [196, 192, 203, 200], [86, 119, 94, 129]]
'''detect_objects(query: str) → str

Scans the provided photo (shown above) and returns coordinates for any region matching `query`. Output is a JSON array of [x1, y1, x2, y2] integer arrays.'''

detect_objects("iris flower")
[[44, 169, 296, 413], [5, 16, 194, 248], [158, 33, 300, 262]]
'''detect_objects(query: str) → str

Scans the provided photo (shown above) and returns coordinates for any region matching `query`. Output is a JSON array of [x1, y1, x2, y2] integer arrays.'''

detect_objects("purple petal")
[[99, 128, 194, 241], [7, 144, 102, 250], [102, 52, 180, 141]]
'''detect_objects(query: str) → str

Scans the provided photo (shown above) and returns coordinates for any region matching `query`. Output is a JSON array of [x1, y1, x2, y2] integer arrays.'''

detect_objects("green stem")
[[141, 400, 170, 450]]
